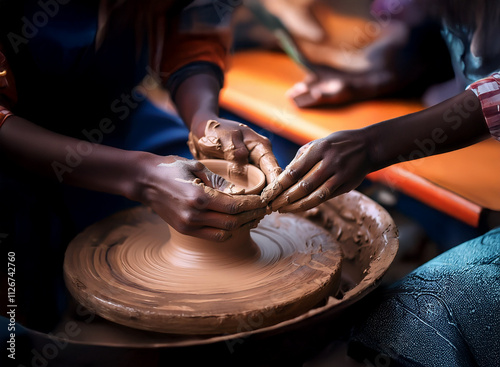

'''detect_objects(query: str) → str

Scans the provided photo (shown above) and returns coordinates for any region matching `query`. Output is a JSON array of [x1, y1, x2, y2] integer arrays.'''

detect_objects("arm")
[[264, 89, 490, 212], [158, 2, 281, 183], [0, 117, 266, 240], [0, 45, 265, 240], [173, 72, 282, 183], [368, 89, 489, 169]]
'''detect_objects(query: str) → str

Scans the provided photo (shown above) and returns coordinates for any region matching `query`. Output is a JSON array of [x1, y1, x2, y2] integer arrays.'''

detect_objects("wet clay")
[[53, 190, 397, 350], [64, 161, 343, 335], [64, 208, 343, 334], [201, 159, 266, 194]]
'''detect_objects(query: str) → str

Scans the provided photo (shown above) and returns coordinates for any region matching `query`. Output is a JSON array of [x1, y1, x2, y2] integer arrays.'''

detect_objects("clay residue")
[[64, 208, 343, 335], [299, 192, 398, 290], [159, 160, 265, 195], [201, 159, 265, 195]]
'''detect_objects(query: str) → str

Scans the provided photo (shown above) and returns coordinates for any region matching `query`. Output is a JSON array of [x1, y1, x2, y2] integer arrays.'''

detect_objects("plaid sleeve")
[[467, 72, 500, 141], [160, 0, 238, 97]]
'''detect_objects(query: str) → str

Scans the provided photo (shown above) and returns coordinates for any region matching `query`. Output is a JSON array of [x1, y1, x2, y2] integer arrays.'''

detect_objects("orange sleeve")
[[161, 31, 231, 77], [159, 1, 236, 82]]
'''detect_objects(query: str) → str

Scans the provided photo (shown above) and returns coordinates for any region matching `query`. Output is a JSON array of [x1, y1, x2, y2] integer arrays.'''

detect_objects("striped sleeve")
[[467, 72, 500, 141]]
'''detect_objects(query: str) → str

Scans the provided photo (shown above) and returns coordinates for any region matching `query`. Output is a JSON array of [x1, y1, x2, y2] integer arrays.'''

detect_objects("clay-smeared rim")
[[27, 190, 398, 348], [200, 159, 266, 195]]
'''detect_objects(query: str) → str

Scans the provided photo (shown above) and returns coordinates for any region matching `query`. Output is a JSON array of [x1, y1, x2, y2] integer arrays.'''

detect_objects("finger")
[[185, 227, 233, 242], [222, 133, 250, 179], [291, 89, 320, 108], [261, 177, 282, 204], [189, 207, 268, 231], [270, 161, 324, 211], [278, 179, 337, 213], [222, 135, 249, 164], [261, 149, 319, 203], [187, 132, 204, 160], [292, 78, 351, 107], [196, 135, 224, 159], [261, 170, 296, 204], [288, 77, 327, 108], [294, 141, 312, 160], [203, 187, 266, 214], [286, 82, 309, 99], [249, 141, 282, 183], [180, 212, 264, 243]]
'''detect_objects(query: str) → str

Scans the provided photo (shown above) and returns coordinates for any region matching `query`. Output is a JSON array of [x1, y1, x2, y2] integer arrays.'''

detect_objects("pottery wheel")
[[64, 206, 343, 335]]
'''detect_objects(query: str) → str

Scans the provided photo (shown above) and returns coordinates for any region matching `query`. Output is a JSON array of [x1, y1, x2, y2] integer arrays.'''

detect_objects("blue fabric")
[[63, 98, 191, 231], [0, 0, 192, 230], [349, 228, 500, 367]]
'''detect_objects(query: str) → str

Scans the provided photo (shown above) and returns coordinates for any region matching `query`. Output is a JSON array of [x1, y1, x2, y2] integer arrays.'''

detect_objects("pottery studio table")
[[219, 50, 500, 230]]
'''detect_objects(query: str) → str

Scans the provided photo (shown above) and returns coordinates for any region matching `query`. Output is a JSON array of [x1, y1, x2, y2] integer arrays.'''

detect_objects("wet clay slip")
[[201, 159, 266, 194]]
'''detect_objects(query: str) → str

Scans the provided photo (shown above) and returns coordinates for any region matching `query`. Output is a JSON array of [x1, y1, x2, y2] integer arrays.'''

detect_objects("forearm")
[[0, 116, 151, 201], [366, 89, 490, 171], [172, 72, 221, 137]]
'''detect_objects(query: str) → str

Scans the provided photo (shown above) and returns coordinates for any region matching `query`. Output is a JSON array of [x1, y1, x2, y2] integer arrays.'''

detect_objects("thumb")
[[195, 164, 245, 195], [222, 137, 250, 180]]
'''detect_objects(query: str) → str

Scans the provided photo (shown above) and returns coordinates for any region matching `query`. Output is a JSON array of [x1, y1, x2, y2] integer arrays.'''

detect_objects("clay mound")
[[64, 207, 343, 335]]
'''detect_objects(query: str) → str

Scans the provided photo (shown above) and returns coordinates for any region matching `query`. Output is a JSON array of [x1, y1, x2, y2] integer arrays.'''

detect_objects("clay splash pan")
[[59, 190, 398, 347]]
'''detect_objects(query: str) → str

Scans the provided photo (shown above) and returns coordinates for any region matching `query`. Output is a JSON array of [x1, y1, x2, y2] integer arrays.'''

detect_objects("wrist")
[[126, 152, 177, 206], [190, 111, 218, 137], [125, 151, 159, 204], [173, 72, 221, 135], [363, 122, 390, 172]]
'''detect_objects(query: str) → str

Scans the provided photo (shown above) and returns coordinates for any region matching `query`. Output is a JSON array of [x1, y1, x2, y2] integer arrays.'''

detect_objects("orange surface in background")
[[220, 51, 500, 226]]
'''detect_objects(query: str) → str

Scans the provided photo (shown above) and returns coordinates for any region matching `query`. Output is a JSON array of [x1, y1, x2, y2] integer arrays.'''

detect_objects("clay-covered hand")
[[188, 118, 282, 184], [262, 130, 372, 212], [139, 156, 267, 241]]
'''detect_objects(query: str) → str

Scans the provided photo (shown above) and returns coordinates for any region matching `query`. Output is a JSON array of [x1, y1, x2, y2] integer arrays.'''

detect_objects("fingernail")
[[271, 195, 290, 211]]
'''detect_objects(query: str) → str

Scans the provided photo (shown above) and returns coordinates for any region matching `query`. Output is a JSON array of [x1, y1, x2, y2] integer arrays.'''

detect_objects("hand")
[[188, 118, 282, 184], [262, 130, 373, 212], [285, 21, 437, 108], [137, 155, 267, 241], [287, 64, 396, 108]]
